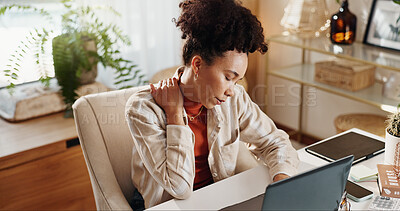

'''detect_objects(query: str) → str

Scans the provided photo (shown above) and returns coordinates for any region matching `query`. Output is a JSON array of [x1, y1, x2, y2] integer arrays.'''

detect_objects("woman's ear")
[[191, 55, 202, 75]]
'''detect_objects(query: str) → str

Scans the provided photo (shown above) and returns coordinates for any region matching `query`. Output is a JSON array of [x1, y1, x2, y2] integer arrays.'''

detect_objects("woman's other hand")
[[272, 173, 289, 182], [150, 77, 184, 125]]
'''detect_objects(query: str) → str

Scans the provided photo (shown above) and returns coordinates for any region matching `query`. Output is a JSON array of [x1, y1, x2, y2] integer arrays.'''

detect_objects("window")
[[0, 0, 182, 89], [0, 0, 65, 88]]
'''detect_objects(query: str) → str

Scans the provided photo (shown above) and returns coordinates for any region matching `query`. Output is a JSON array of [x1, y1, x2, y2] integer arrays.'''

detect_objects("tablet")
[[305, 131, 385, 164]]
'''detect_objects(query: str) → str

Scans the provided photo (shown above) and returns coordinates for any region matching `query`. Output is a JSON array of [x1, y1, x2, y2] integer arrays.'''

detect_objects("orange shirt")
[[183, 97, 213, 190]]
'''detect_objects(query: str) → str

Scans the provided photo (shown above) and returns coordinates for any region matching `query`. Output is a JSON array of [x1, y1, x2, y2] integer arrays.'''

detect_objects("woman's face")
[[195, 51, 248, 109]]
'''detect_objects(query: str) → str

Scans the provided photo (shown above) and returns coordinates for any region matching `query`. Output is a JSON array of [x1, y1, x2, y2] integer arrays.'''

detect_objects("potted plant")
[[385, 106, 400, 169], [0, 0, 146, 114]]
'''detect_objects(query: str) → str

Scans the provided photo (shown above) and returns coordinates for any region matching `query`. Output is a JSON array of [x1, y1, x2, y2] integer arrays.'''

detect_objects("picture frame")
[[363, 0, 400, 51]]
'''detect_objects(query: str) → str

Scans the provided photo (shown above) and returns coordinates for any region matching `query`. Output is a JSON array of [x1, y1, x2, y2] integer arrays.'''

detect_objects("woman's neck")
[[179, 67, 201, 104]]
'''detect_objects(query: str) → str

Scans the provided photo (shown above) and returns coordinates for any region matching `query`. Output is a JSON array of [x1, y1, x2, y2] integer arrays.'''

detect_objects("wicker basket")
[[334, 113, 386, 137], [315, 60, 375, 91]]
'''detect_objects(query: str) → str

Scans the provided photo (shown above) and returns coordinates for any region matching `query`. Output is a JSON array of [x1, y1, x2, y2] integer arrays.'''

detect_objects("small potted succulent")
[[0, 0, 146, 114], [385, 107, 400, 166]]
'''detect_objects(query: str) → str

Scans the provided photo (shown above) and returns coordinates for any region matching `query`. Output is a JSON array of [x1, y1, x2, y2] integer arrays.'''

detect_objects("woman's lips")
[[216, 97, 224, 105]]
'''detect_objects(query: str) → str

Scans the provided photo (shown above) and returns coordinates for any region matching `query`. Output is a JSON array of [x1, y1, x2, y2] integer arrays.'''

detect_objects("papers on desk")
[[350, 165, 378, 182]]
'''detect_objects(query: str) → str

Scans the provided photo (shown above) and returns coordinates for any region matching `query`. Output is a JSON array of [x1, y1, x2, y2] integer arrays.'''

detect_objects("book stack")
[[377, 164, 400, 198]]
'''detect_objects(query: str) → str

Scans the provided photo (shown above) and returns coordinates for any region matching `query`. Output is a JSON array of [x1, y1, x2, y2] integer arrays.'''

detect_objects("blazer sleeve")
[[236, 86, 299, 178], [125, 94, 195, 199]]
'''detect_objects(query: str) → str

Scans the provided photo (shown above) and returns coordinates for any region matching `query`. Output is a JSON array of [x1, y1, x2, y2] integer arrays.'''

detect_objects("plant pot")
[[79, 38, 98, 85], [385, 129, 400, 165]]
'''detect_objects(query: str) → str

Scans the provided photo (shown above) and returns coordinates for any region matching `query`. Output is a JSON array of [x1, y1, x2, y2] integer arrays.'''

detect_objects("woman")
[[125, 0, 299, 208]]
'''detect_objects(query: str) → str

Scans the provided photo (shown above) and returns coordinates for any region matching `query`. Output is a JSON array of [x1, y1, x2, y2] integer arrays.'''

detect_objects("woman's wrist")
[[166, 112, 185, 125]]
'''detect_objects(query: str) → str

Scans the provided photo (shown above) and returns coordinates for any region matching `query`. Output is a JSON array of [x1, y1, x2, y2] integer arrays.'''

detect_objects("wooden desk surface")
[[0, 112, 78, 169]]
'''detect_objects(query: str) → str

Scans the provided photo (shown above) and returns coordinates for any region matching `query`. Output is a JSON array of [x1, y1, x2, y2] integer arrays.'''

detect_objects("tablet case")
[[305, 131, 385, 164]]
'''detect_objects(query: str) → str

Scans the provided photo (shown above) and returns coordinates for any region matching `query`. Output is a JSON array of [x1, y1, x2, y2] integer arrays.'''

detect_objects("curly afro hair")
[[175, 0, 268, 66]]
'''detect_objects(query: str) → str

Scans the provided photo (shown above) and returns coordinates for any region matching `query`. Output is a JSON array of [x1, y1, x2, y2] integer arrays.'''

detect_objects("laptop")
[[220, 155, 354, 211]]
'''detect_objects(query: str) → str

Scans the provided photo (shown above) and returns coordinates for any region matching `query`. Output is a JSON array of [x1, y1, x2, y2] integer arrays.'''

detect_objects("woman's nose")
[[224, 85, 235, 97]]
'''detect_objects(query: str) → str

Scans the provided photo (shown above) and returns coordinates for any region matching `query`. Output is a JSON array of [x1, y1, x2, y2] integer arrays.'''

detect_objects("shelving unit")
[[268, 35, 400, 72], [266, 34, 400, 140]]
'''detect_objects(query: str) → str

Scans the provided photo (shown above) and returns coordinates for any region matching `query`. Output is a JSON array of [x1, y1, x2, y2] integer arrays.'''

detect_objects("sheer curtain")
[[82, 0, 182, 88], [0, 0, 182, 88]]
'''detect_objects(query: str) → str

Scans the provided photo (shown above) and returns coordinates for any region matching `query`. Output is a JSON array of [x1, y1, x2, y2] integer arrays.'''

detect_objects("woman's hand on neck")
[[150, 77, 185, 125]]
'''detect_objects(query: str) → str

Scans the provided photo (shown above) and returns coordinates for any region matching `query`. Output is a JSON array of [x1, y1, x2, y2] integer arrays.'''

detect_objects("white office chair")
[[73, 87, 144, 210]]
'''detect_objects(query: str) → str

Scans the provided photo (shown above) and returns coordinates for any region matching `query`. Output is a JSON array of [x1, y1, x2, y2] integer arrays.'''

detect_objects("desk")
[[150, 128, 384, 210]]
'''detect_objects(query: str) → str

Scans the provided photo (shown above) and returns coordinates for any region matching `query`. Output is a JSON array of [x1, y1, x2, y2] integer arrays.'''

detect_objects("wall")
[[241, 0, 261, 105], [257, 0, 389, 139]]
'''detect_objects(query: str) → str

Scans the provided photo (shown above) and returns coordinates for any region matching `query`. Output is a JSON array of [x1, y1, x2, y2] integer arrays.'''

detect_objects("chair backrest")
[[73, 86, 145, 210]]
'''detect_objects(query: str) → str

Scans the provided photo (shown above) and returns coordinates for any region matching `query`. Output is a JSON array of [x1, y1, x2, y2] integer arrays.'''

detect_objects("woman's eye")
[[225, 76, 231, 81]]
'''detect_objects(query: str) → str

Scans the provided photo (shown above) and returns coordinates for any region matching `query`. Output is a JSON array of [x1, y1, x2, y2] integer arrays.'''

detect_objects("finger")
[[149, 84, 158, 99], [156, 80, 162, 89], [172, 77, 178, 86], [168, 78, 173, 87], [162, 79, 167, 88], [173, 75, 181, 85], [150, 83, 155, 93]]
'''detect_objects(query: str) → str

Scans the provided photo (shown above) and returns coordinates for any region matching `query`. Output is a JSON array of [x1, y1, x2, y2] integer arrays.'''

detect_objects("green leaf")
[[7, 83, 15, 90], [115, 78, 133, 85], [0, 7, 7, 15], [119, 85, 133, 89], [394, 0, 400, 5]]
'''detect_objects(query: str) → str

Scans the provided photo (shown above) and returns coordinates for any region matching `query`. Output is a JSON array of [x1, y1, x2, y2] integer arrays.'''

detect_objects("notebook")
[[305, 131, 385, 164], [220, 155, 354, 210]]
